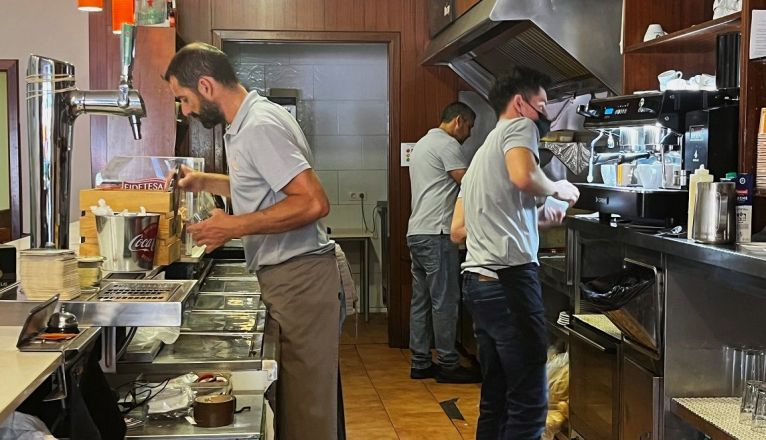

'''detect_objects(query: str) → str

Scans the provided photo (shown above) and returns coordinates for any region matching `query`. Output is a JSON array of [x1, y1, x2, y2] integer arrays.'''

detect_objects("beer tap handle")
[[118, 23, 136, 107], [120, 23, 136, 85]]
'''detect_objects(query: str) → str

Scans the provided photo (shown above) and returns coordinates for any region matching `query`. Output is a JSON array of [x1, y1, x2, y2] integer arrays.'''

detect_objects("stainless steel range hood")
[[423, 0, 624, 100]]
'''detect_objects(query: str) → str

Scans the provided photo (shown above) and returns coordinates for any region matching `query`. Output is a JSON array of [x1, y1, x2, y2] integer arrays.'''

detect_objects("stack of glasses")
[[740, 380, 766, 432], [727, 346, 766, 431]]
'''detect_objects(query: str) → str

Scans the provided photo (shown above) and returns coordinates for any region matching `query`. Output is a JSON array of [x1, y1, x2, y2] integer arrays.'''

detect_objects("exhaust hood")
[[423, 0, 624, 100]]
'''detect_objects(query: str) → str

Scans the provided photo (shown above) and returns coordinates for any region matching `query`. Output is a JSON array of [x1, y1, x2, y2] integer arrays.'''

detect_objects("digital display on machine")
[[604, 107, 615, 116], [689, 125, 706, 142]]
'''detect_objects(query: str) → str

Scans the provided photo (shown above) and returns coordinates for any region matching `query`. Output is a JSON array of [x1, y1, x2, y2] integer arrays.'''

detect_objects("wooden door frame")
[[212, 30, 405, 347], [0, 60, 21, 241]]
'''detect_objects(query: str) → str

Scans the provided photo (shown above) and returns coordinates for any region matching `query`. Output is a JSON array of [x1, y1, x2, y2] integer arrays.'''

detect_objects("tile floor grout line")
[[352, 343, 401, 440]]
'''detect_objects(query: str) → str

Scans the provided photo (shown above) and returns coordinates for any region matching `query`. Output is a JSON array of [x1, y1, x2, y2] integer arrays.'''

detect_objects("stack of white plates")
[[557, 311, 571, 327], [19, 249, 81, 300]]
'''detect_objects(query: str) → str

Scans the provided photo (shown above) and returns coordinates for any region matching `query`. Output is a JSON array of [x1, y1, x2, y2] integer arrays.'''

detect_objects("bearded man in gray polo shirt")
[[165, 43, 342, 440], [406, 102, 480, 384]]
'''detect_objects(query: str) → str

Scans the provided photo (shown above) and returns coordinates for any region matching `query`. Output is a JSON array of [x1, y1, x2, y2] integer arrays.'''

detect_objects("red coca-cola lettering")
[[129, 221, 159, 263]]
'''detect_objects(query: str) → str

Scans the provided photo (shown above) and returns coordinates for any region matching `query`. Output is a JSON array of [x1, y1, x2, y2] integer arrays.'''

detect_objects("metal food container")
[[96, 213, 160, 272]]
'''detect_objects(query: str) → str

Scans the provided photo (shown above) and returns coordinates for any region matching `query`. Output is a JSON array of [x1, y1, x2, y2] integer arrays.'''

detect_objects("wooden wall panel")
[[623, 0, 714, 48], [177, 0, 212, 43]]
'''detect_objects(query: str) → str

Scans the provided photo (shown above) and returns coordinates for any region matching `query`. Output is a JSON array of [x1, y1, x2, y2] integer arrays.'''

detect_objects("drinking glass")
[[741, 380, 763, 424], [753, 384, 766, 432]]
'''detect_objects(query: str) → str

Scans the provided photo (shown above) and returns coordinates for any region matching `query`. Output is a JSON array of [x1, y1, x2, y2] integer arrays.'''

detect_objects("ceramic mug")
[[658, 70, 683, 91], [644, 24, 668, 42], [667, 78, 689, 90], [690, 74, 716, 90]]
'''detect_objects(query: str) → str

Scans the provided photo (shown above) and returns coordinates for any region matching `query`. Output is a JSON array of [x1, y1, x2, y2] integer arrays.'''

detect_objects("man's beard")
[[192, 97, 226, 129]]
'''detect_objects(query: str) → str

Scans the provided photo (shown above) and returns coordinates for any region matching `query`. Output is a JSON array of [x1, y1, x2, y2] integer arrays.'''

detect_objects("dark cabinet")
[[621, 356, 662, 440], [569, 321, 621, 440], [429, 0, 454, 37]]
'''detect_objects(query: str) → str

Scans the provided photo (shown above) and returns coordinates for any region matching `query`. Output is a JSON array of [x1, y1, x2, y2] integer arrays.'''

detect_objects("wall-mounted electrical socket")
[[348, 192, 366, 201]]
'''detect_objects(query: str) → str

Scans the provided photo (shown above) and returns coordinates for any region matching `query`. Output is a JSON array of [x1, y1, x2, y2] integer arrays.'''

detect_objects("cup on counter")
[[741, 380, 763, 424], [617, 163, 635, 186], [644, 24, 668, 42], [753, 384, 766, 432], [658, 70, 683, 91], [635, 163, 664, 189], [600, 164, 618, 186], [726, 346, 766, 396]]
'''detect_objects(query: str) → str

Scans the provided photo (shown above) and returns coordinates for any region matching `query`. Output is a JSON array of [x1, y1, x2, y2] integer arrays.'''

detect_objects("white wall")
[[0, 1, 92, 233], [226, 42, 390, 311]]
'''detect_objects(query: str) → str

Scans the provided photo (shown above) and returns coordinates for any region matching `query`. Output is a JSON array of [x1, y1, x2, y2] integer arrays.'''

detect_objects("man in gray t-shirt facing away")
[[458, 67, 578, 439], [165, 43, 341, 440], [406, 102, 480, 384]]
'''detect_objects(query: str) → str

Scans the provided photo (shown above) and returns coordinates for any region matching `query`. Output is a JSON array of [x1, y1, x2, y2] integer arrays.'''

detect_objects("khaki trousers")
[[257, 252, 342, 440]]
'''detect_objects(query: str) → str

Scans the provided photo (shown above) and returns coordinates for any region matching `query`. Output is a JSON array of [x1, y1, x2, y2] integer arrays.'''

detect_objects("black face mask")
[[524, 98, 551, 137], [534, 112, 552, 138]]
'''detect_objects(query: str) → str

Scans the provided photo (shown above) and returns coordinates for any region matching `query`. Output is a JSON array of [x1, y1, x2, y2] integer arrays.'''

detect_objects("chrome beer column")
[[26, 23, 146, 249]]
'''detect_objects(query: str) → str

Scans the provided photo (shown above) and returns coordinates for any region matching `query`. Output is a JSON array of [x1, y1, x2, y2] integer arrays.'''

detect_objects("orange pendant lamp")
[[77, 0, 103, 12], [112, 0, 135, 34]]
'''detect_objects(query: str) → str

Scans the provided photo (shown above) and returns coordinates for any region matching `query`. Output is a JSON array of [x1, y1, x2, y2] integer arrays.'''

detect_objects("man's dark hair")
[[441, 102, 476, 124], [164, 42, 239, 89], [488, 67, 552, 116]]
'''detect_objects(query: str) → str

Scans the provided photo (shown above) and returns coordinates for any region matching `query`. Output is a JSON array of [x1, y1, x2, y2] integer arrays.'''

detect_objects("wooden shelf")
[[625, 13, 741, 54]]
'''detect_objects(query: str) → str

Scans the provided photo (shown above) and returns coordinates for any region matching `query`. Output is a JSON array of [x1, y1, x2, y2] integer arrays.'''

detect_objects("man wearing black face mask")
[[456, 67, 578, 439]]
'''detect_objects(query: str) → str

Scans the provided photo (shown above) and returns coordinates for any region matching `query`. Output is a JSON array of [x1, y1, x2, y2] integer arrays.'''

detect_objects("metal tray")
[[199, 279, 260, 293], [160, 333, 264, 362], [192, 293, 263, 311], [208, 261, 253, 278], [182, 311, 266, 333], [125, 392, 264, 439]]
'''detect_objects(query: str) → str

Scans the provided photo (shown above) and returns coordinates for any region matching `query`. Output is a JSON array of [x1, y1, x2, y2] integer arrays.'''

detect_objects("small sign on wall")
[[401, 143, 415, 167]]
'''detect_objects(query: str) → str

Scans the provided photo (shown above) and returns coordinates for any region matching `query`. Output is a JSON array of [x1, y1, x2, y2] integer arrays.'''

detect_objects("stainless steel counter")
[[567, 216, 766, 281]]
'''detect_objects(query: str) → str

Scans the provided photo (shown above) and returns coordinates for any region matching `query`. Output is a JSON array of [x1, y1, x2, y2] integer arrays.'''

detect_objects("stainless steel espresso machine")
[[26, 24, 146, 249], [575, 90, 739, 226]]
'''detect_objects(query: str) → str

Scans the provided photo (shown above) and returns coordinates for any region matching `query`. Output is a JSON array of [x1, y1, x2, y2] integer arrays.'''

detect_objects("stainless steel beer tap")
[[27, 24, 146, 249]]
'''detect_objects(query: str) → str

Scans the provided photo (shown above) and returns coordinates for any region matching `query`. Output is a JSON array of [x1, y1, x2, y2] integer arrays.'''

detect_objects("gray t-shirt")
[[462, 117, 540, 270], [225, 91, 334, 272], [407, 128, 468, 236]]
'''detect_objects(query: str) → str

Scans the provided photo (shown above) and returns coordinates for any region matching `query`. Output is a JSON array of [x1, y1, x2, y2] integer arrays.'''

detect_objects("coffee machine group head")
[[26, 23, 146, 249]]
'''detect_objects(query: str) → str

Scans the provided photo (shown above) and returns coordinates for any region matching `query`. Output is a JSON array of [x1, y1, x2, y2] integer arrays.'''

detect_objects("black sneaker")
[[410, 364, 438, 379], [436, 365, 482, 384]]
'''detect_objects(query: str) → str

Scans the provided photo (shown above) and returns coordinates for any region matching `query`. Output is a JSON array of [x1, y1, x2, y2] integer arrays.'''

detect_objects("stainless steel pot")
[[691, 182, 736, 244]]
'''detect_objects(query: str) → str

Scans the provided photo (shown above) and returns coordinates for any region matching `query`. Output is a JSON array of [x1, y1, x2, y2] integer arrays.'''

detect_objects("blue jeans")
[[407, 234, 460, 369], [463, 265, 548, 440]]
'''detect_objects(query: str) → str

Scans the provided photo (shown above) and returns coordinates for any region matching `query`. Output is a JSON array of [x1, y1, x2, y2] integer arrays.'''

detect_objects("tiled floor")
[[340, 313, 481, 440]]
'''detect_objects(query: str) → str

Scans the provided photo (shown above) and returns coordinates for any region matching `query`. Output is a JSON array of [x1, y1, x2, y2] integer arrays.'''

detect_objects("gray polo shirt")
[[225, 91, 334, 271], [461, 117, 540, 270], [407, 128, 468, 236]]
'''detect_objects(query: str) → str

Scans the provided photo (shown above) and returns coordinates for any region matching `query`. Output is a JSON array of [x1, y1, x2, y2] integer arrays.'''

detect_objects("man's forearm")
[[201, 173, 231, 197], [230, 194, 326, 236], [522, 167, 557, 198]]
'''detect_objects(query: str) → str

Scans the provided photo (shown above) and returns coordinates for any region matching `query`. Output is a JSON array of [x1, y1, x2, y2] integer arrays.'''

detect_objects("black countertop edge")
[[566, 216, 766, 280]]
